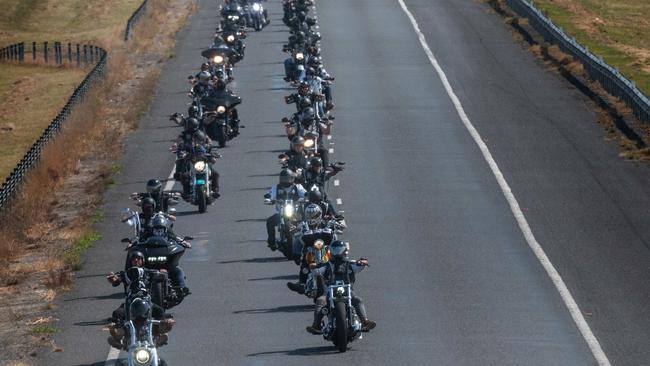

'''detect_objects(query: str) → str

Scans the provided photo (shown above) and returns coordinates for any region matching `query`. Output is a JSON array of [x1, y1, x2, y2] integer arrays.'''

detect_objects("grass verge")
[[531, 0, 650, 95], [62, 230, 102, 271]]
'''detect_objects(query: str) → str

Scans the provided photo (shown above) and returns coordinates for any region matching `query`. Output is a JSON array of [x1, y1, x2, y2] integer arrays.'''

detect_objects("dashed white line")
[[163, 166, 176, 191], [328, 148, 334, 153], [336, 198, 342, 205], [334, 180, 339, 186], [327, 135, 332, 140], [396, 0, 611, 365]]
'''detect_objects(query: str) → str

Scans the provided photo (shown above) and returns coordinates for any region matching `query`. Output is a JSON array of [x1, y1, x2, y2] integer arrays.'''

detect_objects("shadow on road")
[[233, 304, 312, 314], [73, 318, 111, 327], [219, 256, 287, 264], [247, 346, 342, 357], [65, 292, 123, 302], [248, 274, 297, 282]]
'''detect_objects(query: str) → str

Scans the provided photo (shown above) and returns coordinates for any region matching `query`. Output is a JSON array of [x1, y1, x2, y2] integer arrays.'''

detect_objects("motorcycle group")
[[101, 0, 374, 364]]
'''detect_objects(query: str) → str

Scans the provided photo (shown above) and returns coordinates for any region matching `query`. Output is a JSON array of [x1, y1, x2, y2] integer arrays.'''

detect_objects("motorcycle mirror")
[[188, 75, 194, 80], [168, 208, 177, 214], [121, 238, 131, 243], [264, 198, 273, 205]]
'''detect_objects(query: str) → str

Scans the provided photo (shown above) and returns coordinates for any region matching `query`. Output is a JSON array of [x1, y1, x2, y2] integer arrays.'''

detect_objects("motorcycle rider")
[[193, 130, 221, 198], [306, 241, 377, 334], [192, 70, 213, 96], [265, 169, 306, 249], [303, 156, 343, 190], [279, 135, 309, 172], [292, 107, 331, 166], [207, 79, 242, 134], [106, 251, 175, 349], [131, 178, 178, 214]]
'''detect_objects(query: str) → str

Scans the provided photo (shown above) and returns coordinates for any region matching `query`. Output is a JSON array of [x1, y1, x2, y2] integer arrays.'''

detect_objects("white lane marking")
[[104, 347, 120, 366], [164, 166, 176, 191], [396, 1, 611, 365], [336, 198, 342, 205], [328, 148, 334, 153], [334, 179, 339, 186], [327, 135, 332, 140]]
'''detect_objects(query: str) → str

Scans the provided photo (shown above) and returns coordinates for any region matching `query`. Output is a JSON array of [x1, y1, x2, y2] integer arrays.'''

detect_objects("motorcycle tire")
[[255, 18, 262, 31], [217, 125, 227, 148], [197, 187, 207, 213], [333, 302, 348, 352]]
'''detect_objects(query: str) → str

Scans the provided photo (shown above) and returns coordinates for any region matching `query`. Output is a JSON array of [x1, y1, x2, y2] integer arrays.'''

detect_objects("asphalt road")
[[40, 0, 650, 365]]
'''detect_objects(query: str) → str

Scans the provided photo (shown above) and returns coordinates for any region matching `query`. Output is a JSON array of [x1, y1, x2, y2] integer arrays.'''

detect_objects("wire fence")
[[0, 41, 104, 66], [0, 43, 108, 209], [124, 0, 149, 41], [506, 0, 650, 123]]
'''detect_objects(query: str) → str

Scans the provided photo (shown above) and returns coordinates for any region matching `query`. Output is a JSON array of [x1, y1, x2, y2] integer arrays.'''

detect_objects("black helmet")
[[309, 156, 322, 167], [188, 105, 200, 118], [141, 197, 156, 218], [193, 130, 208, 144], [298, 82, 310, 94], [129, 297, 151, 319], [215, 79, 226, 90], [279, 169, 295, 186], [291, 135, 305, 149], [186, 117, 200, 132], [302, 107, 315, 123], [308, 189, 322, 203], [151, 215, 167, 229], [329, 240, 349, 261], [306, 67, 316, 77], [128, 250, 145, 262], [201, 62, 210, 71], [146, 179, 162, 194]]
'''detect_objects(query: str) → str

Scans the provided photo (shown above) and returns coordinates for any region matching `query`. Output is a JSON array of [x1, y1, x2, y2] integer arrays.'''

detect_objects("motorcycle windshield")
[[201, 46, 235, 59], [201, 94, 242, 111], [301, 231, 334, 247]]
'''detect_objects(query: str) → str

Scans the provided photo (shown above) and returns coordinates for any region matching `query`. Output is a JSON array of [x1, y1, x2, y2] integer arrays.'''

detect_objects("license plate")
[[196, 179, 206, 185]]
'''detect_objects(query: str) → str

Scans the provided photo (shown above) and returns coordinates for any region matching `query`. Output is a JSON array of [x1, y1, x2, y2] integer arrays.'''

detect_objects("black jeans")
[[266, 214, 280, 243]]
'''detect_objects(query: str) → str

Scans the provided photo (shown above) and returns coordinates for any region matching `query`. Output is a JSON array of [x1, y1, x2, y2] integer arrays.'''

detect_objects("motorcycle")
[[120, 267, 169, 366], [321, 281, 363, 352], [265, 196, 302, 261], [244, 1, 269, 31], [121, 210, 192, 308], [172, 144, 220, 213], [202, 45, 236, 82], [200, 93, 242, 147]]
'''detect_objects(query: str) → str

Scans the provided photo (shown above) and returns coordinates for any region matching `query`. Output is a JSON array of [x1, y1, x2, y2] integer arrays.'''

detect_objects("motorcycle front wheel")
[[197, 186, 207, 213], [333, 302, 348, 352]]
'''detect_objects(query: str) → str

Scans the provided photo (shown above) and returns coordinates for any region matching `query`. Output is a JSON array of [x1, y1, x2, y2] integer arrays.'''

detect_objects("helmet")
[[279, 169, 295, 186], [301, 107, 315, 123], [299, 96, 312, 110], [141, 197, 156, 218], [128, 250, 145, 262], [201, 62, 210, 71], [306, 67, 316, 77], [146, 179, 162, 194], [129, 297, 151, 319], [329, 240, 349, 261], [304, 203, 322, 227], [151, 215, 168, 237], [291, 135, 305, 150], [188, 105, 200, 118], [186, 117, 200, 132], [193, 130, 208, 144], [298, 82, 310, 95], [308, 189, 322, 203], [198, 71, 211, 83], [309, 56, 321, 66], [309, 156, 322, 168]]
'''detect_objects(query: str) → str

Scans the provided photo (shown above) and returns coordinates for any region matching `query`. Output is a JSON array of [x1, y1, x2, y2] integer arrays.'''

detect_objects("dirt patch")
[[0, 0, 195, 364]]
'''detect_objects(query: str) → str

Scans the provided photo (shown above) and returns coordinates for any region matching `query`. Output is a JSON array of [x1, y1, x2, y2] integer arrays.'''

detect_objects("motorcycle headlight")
[[134, 348, 151, 364], [303, 139, 315, 148], [217, 105, 226, 114], [336, 287, 345, 296], [227, 35, 235, 42], [295, 52, 304, 60], [213, 55, 224, 64], [252, 3, 261, 11], [194, 161, 206, 172], [284, 204, 294, 218]]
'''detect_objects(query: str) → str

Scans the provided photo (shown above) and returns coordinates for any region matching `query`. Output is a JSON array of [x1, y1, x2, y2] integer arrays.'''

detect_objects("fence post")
[[19, 43, 24, 61], [67, 43, 72, 63], [83, 45, 87, 64], [44, 41, 48, 63], [32, 42, 36, 61], [89, 45, 94, 64], [54, 42, 59, 64], [76, 44, 80, 66]]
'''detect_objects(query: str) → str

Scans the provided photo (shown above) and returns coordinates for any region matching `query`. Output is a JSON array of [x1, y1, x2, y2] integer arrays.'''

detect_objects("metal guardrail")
[[506, 0, 650, 123], [124, 0, 149, 41], [0, 44, 108, 209]]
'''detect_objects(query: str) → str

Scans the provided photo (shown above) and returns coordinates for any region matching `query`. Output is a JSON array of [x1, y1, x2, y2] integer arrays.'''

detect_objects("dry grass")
[[532, 0, 650, 95], [0, 1, 195, 363], [0, 63, 88, 182]]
